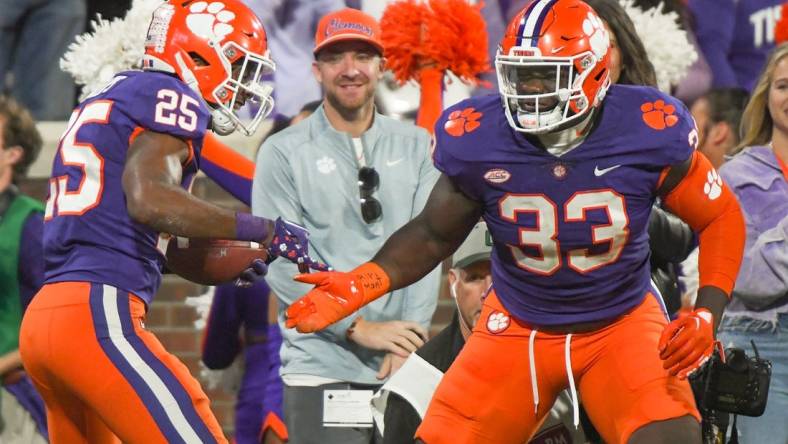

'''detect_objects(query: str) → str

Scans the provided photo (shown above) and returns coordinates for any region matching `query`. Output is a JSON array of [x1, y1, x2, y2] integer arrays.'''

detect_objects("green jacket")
[[0, 192, 44, 355]]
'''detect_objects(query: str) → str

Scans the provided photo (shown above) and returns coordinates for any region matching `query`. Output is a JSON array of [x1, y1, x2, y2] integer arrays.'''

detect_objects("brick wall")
[[19, 175, 456, 439]]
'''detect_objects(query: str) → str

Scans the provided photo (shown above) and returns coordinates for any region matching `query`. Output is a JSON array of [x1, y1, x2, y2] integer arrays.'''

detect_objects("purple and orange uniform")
[[19, 71, 228, 444], [417, 84, 743, 444]]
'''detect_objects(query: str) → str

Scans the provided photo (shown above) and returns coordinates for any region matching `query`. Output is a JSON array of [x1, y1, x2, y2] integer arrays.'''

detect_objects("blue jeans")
[[718, 313, 788, 443], [0, 0, 85, 120]]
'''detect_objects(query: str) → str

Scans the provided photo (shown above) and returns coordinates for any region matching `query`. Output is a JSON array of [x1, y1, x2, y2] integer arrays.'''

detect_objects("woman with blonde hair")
[[717, 43, 788, 442]]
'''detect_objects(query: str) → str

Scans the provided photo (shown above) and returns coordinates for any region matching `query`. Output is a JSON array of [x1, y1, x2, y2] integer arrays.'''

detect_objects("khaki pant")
[[1, 387, 48, 444]]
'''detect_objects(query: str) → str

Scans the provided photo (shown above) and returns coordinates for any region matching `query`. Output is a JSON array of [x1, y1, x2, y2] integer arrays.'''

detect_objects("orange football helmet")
[[496, 0, 611, 133], [142, 0, 275, 135]]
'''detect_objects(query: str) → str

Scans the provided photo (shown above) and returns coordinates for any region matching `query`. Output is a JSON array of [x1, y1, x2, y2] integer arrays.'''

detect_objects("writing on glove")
[[285, 262, 390, 333], [658, 308, 715, 380]]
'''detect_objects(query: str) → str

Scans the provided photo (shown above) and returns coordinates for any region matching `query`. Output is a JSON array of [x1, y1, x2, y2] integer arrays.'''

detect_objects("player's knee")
[[628, 415, 700, 444]]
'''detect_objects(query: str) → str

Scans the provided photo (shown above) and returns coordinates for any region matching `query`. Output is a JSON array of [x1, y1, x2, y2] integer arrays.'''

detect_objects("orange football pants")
[[416, 290, 700, 444], [19, 282, 227, 443]]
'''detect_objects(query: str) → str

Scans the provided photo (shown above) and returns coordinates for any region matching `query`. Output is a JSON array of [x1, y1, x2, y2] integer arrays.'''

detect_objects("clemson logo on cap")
[[326, 18, 373, 37]]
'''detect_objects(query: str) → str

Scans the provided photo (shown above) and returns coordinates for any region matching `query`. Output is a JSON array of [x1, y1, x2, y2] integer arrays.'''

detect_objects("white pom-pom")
[[619, 0, 698, 92], [60, 0, 165, 100]]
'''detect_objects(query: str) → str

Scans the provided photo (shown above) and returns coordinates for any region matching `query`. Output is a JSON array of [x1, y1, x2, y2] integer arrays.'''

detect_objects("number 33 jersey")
[[433, 85, 697, 326], [43, 71, 211, 305]]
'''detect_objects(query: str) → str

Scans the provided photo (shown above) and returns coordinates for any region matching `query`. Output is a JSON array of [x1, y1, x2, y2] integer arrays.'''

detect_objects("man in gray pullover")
[[252, 8, 441, 444]]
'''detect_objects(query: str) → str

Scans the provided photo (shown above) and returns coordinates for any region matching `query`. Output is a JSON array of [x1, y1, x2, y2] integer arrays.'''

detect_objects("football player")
[[285, 1, 746, 443], [18, 1, 324, 442]]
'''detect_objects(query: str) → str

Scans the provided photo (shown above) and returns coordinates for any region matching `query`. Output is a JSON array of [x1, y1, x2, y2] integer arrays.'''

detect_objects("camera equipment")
[[696, 341, 771, 417], [691, 341, 771, 444]]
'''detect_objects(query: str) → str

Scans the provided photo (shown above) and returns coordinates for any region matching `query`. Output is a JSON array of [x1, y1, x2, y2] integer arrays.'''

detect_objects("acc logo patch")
[[484, 168, 511, 184], [487, 311, 510, 334], [444, 107, 482, 137]]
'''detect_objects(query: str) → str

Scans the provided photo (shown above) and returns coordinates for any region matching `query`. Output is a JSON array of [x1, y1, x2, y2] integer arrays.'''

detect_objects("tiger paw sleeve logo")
[[444, 107, 483, 137], [641, 99, 679, 131]]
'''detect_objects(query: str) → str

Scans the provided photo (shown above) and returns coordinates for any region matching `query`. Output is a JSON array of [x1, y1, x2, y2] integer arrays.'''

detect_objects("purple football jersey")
[[43, 71, 211, 305], [433, 85, 696, 325]]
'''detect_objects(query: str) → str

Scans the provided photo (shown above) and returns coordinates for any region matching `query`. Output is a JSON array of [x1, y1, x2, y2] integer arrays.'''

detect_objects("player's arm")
[[374, 174, 483, 288], [125, 130, 327, 274], [286, 174, 483, 333], [200, 132, 255, 206], [655, 150, 745, 378], [122, 129, 269, 241]]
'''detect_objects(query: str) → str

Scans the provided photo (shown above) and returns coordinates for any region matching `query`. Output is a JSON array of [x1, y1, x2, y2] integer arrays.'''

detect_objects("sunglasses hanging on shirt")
[[358, 166, 382, 223]]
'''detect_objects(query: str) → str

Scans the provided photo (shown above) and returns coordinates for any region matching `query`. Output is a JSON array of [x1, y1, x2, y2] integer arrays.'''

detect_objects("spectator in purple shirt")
[[716, 43, 788, 443], [203, 281, 286, 444], [689, 0, 785, 92], [0, 96, 47, 442]]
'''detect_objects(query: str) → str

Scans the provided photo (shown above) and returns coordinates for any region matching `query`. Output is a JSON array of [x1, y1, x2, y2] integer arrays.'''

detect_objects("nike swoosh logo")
[[594, 164, 621, 176], [551, 46, 565, 54], [386, 158, 404, 167]]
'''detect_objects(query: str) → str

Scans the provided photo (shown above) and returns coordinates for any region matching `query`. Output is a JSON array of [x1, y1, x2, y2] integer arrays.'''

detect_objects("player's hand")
[[266, 217, 330, 272], [234, 259, 267, 287], [658, 308, 715, 379], [348, 318, 427, 357], [285, 263, 391, 332], [285, 271, 367, 332]]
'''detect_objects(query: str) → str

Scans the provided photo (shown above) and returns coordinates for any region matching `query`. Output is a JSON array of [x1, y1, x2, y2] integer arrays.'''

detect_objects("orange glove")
[[658, 308, 715, 380], [285, 262, 391, 333]]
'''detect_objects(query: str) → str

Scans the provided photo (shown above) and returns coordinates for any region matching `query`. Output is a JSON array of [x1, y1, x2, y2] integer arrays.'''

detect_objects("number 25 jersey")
[[43, 71, 211, 305], [433, 85, 697, 326]]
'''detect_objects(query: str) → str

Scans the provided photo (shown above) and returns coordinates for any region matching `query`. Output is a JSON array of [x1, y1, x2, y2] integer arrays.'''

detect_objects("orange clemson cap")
[[314, 8, 383, 56]]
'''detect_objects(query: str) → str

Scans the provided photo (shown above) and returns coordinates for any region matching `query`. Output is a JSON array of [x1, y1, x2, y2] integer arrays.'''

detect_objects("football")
[[165, 237, 269, 285]]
